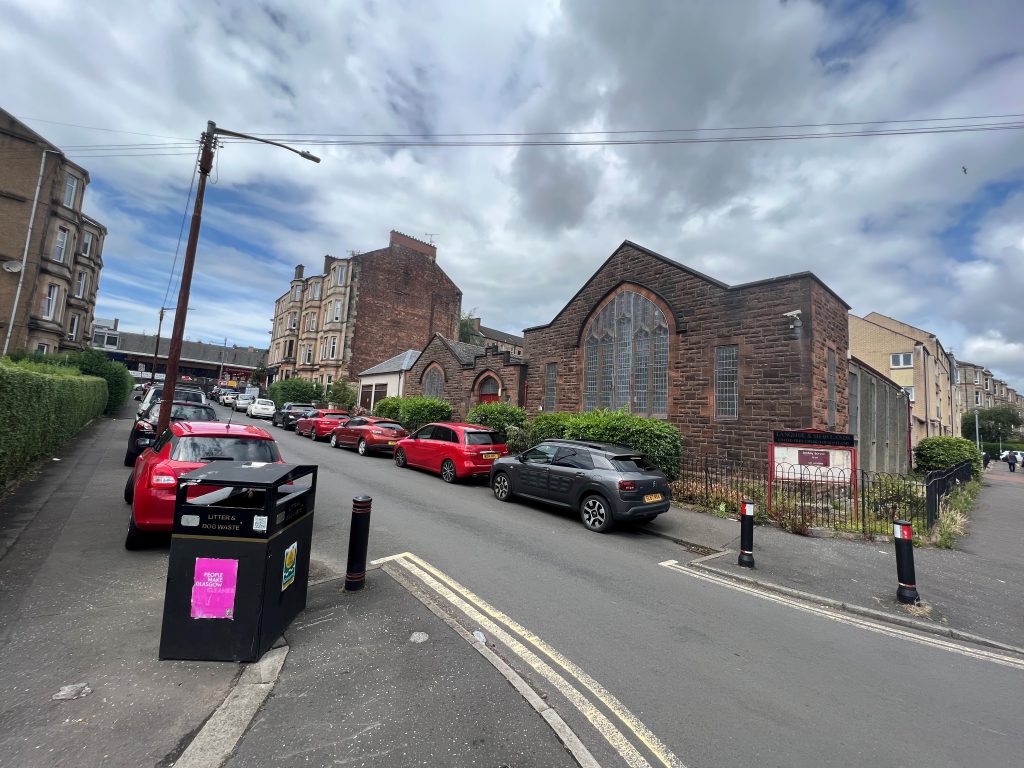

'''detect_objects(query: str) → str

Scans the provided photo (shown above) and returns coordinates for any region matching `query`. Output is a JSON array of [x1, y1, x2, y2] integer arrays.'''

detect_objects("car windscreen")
[[465, 430, 505, 445], [610, 455, 658, 473], [169, 405, 217, 421], [171, 437, 281, 463]]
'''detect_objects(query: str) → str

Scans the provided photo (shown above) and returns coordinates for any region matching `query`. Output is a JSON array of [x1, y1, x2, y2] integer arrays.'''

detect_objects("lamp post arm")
[[211, 125, 321, 163]]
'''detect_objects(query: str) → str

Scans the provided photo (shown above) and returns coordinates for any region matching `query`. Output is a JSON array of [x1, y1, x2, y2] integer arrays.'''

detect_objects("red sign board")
[[798, 449, 830, 467]]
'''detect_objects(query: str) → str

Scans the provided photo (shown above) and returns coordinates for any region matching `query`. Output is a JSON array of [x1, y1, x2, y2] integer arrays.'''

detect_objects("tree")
[[327, 380, 357, 411], [962, 406, 1023, 444], [266, 378, 320, 407], [249, 360, 267, 387], [459, 308, 480, 344]]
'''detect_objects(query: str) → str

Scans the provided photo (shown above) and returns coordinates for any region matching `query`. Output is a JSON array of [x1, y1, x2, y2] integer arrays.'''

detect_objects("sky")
[[2, 0, 1023, 386]]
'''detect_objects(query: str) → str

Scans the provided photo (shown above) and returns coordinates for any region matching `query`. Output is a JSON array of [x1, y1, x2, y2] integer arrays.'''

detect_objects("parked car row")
[[122, 397, 672, 549], [275, 409, 672, 533]]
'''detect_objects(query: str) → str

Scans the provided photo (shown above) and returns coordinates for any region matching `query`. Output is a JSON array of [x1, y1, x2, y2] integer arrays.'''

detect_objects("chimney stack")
[[294, 264, 305, 280]]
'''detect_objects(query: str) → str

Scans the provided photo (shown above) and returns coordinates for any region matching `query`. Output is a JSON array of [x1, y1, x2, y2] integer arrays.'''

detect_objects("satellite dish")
[[2, 261, 23, 273]]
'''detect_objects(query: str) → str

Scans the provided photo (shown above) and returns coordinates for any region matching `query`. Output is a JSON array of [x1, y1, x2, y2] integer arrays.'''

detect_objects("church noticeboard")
[[773, 430, 855, 448], [798, 449, 830, 467]]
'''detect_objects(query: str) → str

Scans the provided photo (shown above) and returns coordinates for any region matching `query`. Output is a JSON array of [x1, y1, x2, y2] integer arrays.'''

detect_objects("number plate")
[[388, 440, 397, 445], [643, 493, 663, 503], [482, 452, 500, 460]]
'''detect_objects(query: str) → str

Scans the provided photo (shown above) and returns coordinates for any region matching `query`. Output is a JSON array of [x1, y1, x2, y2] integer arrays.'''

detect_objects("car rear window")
[[256, 399, 274, 406], [610, 455, 658, 473], [169, 404, 217, 421], [286, 404, 314, 411], [373, 422, 403, 431], [172, 437, 281, 463], [465, 431, 505, 445]]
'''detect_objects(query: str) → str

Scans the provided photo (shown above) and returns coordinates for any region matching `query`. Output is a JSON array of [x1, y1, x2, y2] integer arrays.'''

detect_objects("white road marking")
[[659, 560, 1024, 672], [385, 552, 687, 768]]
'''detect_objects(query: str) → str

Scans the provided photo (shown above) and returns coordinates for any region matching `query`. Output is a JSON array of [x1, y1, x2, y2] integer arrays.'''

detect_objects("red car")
[[394, 422, 508, 483], [122, 421, 283, 549], [329, 416, 408, 454], [295, 409, 349, 441]]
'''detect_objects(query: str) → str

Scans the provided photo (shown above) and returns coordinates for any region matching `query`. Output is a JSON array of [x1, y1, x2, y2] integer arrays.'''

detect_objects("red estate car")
[[295, 409, 349, 441], [330, 416, 408, 454], [393, 422, 508, 483], [122, 421, 283, 549]]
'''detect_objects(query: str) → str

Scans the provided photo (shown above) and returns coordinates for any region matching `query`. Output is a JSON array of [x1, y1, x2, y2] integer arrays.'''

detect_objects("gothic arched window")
[[582, 290, 669, 417], [423, 366, 444, 399]]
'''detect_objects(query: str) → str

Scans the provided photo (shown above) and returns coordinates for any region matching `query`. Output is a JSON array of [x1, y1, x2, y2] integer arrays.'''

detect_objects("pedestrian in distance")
[[1009, 451, 1018, 473], [983, 452, 991, 472]]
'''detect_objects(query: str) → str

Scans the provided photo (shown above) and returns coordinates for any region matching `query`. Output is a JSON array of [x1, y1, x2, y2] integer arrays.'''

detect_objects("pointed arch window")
[[582, 290, 670, 417], [424, 366, 444, 399]]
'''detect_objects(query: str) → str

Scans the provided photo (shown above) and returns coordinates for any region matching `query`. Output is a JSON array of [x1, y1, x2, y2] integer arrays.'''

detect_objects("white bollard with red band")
[[893, 519, 919, 604], [738, 499, 755, 568]]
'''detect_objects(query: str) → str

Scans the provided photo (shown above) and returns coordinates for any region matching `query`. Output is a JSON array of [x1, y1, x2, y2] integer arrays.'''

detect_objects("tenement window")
[[53, 227, 69, 263], [63, 175, 78, 207], [582, 289, 669, 417], [715, 346, 739, 420], [890, 353, 913, 368], [423, 367, 444, 399], [81, 231, 93, 256]]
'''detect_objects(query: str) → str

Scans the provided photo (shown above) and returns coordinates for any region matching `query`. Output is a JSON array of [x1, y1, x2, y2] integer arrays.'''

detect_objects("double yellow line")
[[373, 552, 687, 768]]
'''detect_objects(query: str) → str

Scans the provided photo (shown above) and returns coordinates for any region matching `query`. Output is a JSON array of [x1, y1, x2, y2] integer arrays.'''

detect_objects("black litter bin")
[[159, 462, 317, 662]]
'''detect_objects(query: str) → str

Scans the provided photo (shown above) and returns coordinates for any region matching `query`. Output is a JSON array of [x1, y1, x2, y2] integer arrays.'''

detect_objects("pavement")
[[1, 407, 1021, 767]]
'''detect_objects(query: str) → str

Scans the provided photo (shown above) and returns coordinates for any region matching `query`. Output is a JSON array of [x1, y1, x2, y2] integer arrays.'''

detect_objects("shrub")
[[559, 410, 683, 479], [267, 378, 320, 407], [327, 380, 357, 411], [466, 403, 528, 435], [0, 361, 107, 487], [397, 397, 452, 432], [45, 349, 133, 415], [527, 412, 574, 445], [372, 396, 402, 421], [913, 436, 981, 477]]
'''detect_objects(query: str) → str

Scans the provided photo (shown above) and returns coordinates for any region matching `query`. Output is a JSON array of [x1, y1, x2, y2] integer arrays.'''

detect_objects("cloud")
[[3, 0, 1024, 392]]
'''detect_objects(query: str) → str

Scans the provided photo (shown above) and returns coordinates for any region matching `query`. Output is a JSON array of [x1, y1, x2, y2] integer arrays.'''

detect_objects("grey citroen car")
[[489, 439, 671, 532]]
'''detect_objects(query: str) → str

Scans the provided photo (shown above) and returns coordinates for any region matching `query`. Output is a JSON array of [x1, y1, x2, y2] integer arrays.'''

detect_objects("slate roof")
[[358, 349, 420, 376], [113, 331, 266, 369], [473, 325, 524, 346]]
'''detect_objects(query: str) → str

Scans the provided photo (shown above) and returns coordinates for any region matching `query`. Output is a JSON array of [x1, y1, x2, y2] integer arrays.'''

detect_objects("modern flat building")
[[267, 230, 462, 388], [849, 313, 961, 444], [0, 108, 106, 356]]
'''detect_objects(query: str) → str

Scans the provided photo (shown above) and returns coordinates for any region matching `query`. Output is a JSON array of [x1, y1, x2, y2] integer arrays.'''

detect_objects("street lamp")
[[149, 305, 190, 387], [155, 121, 320, 434]]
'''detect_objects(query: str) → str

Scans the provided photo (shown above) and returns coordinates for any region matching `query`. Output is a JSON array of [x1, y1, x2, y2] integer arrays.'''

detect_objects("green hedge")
[[558, 410, 683, 479], [913, 436, 981, 477], [371, 396, 453, 431], [372, 396, 402, 421], [982, 441, 1024, 459], [465, 403, 528, 435], [267, 378, 320, 407], [0, 361, 107, 487]]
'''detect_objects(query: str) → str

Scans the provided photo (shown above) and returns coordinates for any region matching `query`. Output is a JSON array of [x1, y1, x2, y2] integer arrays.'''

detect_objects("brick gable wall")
[[347, 244, 462, 380], [406, 335, 527, 420], [523, 243, 849, 463]]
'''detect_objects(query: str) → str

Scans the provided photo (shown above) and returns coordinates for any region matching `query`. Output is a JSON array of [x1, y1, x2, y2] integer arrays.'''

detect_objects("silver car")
[[489, 439, 671, 532]]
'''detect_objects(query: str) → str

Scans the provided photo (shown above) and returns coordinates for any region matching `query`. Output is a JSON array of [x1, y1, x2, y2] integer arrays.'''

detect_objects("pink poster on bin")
[[190, 558, 238, 620]]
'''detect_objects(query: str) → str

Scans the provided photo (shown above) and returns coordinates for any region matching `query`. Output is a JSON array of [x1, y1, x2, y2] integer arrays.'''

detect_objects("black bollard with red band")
[[893, 519, 919, 604], [345, 495, 372, 591], [738, 499, 755, 568]]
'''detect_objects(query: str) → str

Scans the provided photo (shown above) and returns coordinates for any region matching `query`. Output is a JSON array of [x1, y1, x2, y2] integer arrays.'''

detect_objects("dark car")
[[272, 403, 316, 430], [124, 400, 218, 466], [488, 439, 671, 532]]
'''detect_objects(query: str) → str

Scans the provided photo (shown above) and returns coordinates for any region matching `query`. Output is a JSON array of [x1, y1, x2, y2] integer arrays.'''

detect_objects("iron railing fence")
[[924, 460, 974, 529], [671, 457, 933, 537]]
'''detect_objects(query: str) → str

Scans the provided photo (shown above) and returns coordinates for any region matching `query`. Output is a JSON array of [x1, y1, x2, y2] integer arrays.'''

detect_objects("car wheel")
[[123, 472, 135, 504], [330, 433, 339, 448], [580, 494, 614, 533], [441, 459, 457, 484], [492, 472, 512, 501], [309, 428, 318, 441], [394, 448, 407, 468], [124, 511, 148, 550], [357, 439, 368, 456], [123, 449, 136, 467]]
